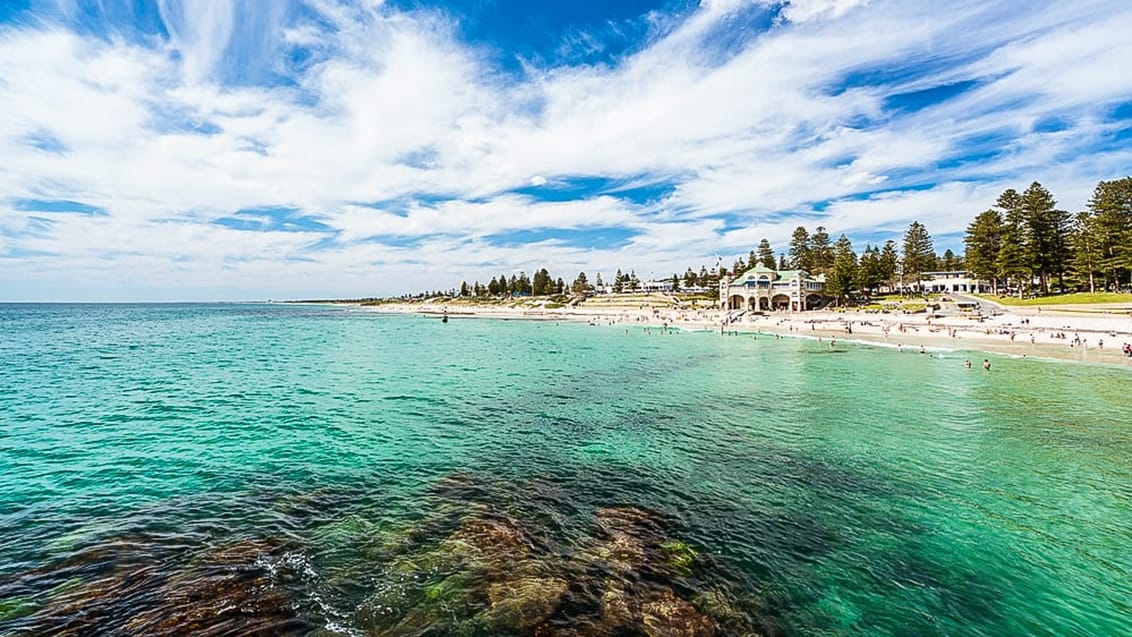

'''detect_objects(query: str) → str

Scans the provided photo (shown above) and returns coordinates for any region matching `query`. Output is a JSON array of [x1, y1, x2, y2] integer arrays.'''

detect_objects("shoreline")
[[354, 301, 1132, 367]]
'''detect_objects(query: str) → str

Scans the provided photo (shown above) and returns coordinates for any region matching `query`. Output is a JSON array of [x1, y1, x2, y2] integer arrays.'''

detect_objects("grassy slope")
[[974, 292, 1132, 306]]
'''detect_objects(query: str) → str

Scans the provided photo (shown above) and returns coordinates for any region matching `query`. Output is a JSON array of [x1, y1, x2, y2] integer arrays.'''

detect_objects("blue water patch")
[[213, 206, 333, 233], [11, 199, 106, 216], [485, 227, 637, 249]]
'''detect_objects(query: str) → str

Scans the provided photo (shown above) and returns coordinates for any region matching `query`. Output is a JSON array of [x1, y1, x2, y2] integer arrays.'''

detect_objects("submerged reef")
[[1, 472, 769, 636]]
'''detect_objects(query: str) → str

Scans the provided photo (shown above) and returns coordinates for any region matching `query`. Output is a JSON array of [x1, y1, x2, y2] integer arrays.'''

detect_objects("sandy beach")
[[362, 299, 1132, 367]]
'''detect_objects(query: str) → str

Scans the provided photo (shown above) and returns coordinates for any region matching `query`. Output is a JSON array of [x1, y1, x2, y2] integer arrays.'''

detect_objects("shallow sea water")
[[1, 303, 1130, 636]]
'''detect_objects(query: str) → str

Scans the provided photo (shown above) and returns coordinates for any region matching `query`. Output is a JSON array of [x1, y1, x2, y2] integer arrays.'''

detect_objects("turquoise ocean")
[[1, 303, 1130, 636]]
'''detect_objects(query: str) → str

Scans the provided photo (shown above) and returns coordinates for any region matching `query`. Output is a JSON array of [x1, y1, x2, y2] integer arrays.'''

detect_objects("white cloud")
[[762, 0, 874, 24], [2, 0, 1132, 300]]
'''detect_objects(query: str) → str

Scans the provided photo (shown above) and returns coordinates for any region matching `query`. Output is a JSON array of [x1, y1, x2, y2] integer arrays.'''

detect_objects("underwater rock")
[[480, 576, 568, 631], [4, 536, 307, 637]]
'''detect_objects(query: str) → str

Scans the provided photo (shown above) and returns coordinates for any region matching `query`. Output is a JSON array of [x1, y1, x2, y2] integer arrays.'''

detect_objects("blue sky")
[[1, 0, 1131, 301]]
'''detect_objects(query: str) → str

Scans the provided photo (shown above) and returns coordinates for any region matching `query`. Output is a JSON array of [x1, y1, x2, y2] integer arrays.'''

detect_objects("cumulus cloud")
[[1, 0, 1131, 300]]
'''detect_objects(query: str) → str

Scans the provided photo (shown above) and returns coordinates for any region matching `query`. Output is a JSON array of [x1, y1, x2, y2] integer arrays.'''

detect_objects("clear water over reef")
[[1, 303, 1130, 636]]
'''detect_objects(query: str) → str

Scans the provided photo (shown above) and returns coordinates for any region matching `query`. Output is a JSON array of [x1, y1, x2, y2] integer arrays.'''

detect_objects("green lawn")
[[974, 292, 1132, 306]]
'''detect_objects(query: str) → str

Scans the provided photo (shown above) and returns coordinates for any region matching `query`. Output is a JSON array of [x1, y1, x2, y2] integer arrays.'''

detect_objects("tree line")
[[965, 178, 1132, 295], [437, 176, 1130, 303]]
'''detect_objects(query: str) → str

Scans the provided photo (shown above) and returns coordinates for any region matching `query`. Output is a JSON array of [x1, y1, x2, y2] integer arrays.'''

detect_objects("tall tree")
[[827, 234, 859, 305], [996, 223, 1030, 297], [778, 253, 788, 270], [857, 244, 883, 294], [459, 281, 469, 297], [1020, 181, 1069, 294], [809, 226, 834, 274], [1071, 211, 1103, 293], [1088, 177, 1132, 290], [613, 269, 624, 293], [757, 239, 776, 268], [788, 226, 811, 271], [902, 222, 936, 291], [683, 268, 698, 288], [879, 240, 899, 290], [940, 249, 958, 271], [571, 272, 589, 296], [964, 209, 1004, 295], [532, 268, 552, 295]]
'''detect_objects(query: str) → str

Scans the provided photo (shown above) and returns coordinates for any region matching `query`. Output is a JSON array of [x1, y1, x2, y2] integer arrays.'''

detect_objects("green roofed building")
[[720, 265, 828, 312]]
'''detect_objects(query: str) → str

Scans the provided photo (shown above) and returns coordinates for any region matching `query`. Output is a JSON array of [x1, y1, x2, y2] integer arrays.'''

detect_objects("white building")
[[720, 265, 827, 312], [917, 271, 991, 294]]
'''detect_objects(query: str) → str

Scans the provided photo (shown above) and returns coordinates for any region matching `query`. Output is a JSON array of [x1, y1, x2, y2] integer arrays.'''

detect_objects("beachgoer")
[[964, 359, 972, 369], [982, 359, 991, 371], [919, 345, 925, 354]]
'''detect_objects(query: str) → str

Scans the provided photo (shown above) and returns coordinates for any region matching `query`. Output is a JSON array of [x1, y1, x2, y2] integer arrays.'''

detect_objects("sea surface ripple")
[[1, 303, 1130, 636]]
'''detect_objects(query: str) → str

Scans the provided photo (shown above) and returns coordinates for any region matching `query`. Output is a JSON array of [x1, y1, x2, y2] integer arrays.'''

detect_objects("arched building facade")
[[720, 265, 827, 312]]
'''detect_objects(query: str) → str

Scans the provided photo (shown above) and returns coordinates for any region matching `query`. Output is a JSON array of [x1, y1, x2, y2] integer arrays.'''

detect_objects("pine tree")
[[879, 241, 899, 290], [902, 222, 935, 290], [671, 274, 680, 292], [964, 209, 1004, 295], [856, 245, 882, 294], [997, 221, 1030, 297], [595, 272, 604, 292], [460, 281, 469, 297], [532, 268, 551, 296], [941, 249, 958, 271], [778, 253, 787, 270], [810, 226, 834, 274], [556, 278, 566, 295], [788, 226, 811, 271], [1020, 181, 1066, 294], [1087, 177, 1132, 291], [757, 239, 776, 269], [683, 268, 697, 288], [1071, 211, 1103, 293], [613, 269, 624, 293], [571, 272, 589, 295], [628, 271, 640, 292], [827, 234, 859, 305]]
